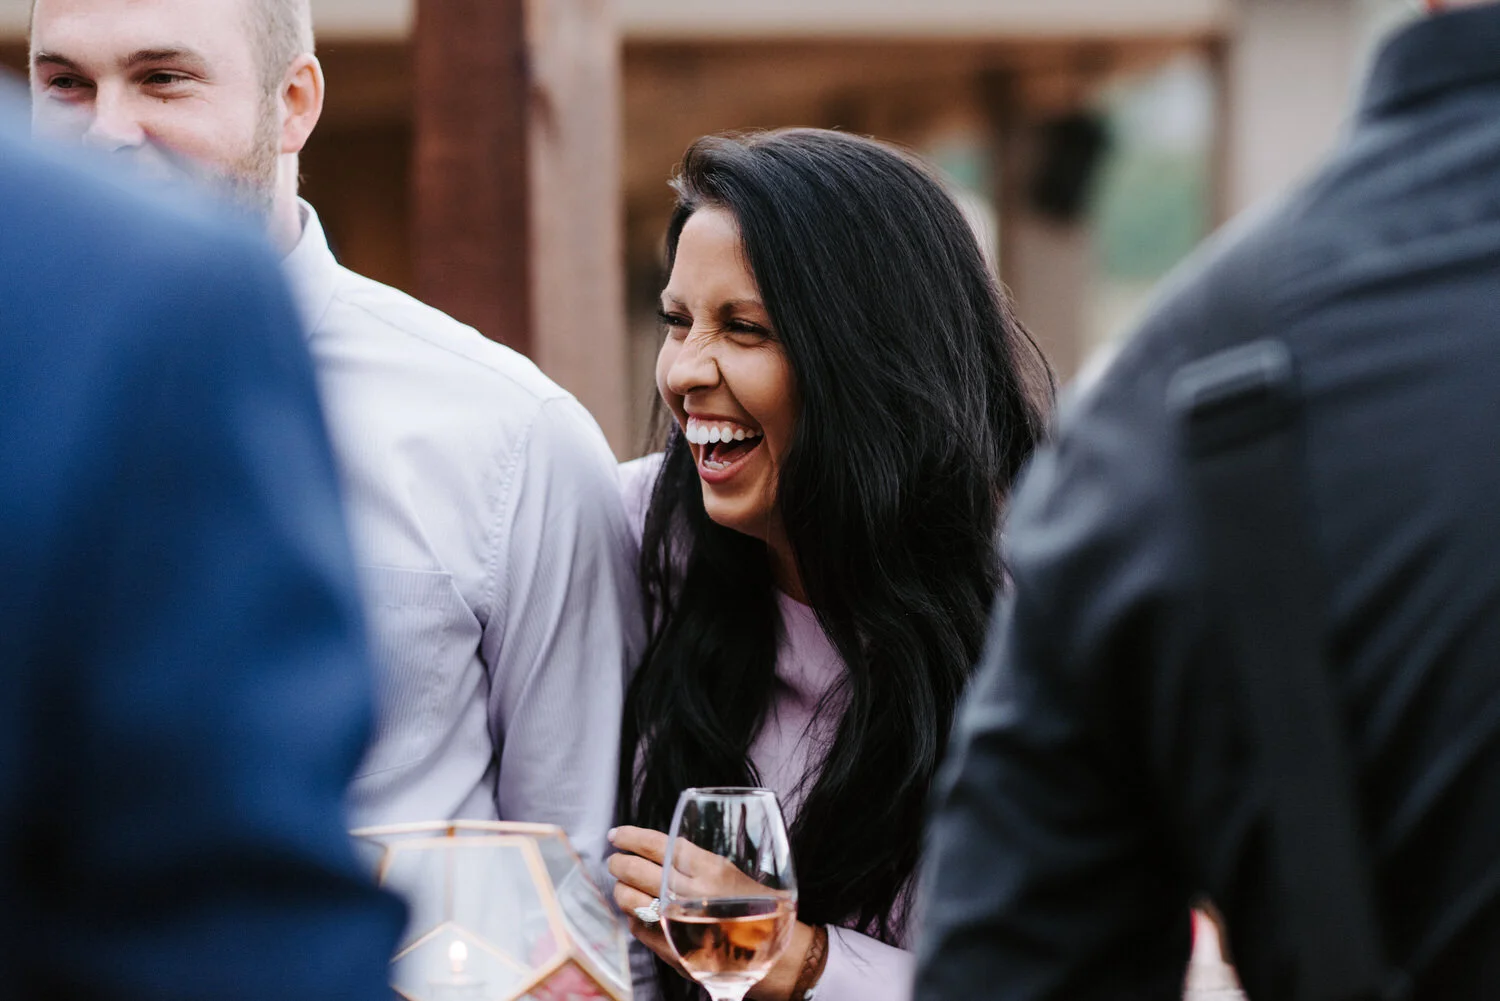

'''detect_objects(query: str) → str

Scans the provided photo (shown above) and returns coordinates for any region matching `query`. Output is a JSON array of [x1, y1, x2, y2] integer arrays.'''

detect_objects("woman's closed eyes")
[[657, 309, 774, 341]]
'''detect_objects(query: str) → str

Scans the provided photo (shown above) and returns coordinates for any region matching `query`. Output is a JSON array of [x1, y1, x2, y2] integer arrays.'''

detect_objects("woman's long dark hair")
[[621, 129, 1052, 996]]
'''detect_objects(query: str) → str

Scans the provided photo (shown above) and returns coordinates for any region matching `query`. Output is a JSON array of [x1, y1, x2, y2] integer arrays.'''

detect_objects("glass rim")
[[680, 786, 780, 798]]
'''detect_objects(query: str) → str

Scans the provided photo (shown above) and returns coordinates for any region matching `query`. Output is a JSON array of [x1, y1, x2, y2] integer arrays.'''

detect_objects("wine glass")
[[658, 787, 798, 1001]]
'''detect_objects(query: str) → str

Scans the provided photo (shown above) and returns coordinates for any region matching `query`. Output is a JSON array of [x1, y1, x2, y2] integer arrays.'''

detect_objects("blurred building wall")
[[1225, 0, 1413, 214], [1228, 0, 1362, 212]]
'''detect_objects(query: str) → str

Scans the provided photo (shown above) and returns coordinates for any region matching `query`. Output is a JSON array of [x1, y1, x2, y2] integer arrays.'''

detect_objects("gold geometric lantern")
[[352, 821, 632, 1001]]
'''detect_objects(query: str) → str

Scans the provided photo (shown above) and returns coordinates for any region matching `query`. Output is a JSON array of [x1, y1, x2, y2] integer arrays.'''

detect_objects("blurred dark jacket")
[[0, 124, 404, 998], [915, 6, 1500, 999]]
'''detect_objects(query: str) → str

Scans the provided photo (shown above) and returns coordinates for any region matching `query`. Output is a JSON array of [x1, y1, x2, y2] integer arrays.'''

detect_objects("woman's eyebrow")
[[657, 295, 766, 314], [719, 298, 765, 314]]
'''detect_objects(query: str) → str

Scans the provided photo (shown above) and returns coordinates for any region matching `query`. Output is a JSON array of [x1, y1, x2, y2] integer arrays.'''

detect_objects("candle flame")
[[449, 940, 468, 975]]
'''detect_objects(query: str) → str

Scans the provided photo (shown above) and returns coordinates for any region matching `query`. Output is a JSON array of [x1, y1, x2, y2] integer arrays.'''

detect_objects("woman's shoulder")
[[618, 452, 665, 538]]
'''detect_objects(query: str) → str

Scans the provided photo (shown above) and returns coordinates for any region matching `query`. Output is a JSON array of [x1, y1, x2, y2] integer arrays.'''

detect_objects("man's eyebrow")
[[31, 51, 82, 71], [30, 47, 210, 75], [122, 47, 210, 71]]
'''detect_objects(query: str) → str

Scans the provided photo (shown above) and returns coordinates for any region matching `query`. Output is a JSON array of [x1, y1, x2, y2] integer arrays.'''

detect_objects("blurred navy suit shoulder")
[[0, 127, 403, 998], [916, 7, 1500, 1001]]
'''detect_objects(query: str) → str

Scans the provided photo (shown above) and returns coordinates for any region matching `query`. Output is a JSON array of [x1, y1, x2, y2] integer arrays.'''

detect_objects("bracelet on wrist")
[[789, 924, 829, 1001]]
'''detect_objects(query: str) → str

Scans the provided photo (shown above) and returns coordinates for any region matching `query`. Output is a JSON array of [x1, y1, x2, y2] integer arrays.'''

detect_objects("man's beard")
[[116, 96, 281, 221], [214, 96, 281, 220]]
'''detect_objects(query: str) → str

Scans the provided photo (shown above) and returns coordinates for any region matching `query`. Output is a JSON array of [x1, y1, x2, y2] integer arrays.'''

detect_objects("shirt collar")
[[282, 198, 341, 338], [1359, 4, 1500, 121]]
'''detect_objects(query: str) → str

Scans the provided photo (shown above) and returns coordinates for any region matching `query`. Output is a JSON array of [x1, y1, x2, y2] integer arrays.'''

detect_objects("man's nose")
[[665, 331, 722, 397], [83, 86, 147, 152]]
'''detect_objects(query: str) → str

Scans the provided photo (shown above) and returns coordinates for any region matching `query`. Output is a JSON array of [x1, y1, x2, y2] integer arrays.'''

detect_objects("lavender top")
[[619, 454, 913, 1001]]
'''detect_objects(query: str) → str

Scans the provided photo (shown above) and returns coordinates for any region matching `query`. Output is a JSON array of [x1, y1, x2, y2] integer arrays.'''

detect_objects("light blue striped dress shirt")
[[284, 202, 642, 873]]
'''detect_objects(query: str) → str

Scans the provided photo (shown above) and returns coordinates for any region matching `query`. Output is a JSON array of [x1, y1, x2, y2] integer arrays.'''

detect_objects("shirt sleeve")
[[816, 927, 914, 1001], [482, 395, 645, 875]]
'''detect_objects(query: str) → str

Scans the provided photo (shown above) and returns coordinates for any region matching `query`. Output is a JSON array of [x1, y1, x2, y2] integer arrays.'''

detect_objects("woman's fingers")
[[609, 826, 775, 904], [608, 851, 665, 896], [608, 825, 670, 864], [628, 916, 682, 973], [633, 918, 670, 950], [609, 826, 721, 882], [613, 879, 656, 915]]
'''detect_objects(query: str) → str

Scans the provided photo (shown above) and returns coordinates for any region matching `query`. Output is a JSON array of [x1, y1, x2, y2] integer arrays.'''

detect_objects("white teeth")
[[684, 417, 762, 447]]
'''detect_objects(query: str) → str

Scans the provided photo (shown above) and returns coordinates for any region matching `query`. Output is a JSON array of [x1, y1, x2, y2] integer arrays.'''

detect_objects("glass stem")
[[706, 990, 751, 1001]]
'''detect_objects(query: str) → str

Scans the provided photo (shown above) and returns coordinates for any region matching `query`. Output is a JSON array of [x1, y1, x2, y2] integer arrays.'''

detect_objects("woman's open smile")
[[684, 415, 765, 482]]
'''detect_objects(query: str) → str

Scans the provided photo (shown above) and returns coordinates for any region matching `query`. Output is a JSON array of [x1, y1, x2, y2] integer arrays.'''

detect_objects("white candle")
[[428, 940, 486, 1000]]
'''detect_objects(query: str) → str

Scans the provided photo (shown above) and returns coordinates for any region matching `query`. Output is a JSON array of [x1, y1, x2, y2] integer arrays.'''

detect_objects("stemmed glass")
[[657, 788, 798, 1001]]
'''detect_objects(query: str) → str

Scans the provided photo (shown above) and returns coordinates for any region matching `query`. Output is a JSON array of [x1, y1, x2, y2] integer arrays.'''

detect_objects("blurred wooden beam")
[[315, 41, 412, 127], [527, 0, 630, 454], [411, 0, 629, 451], [983, 70, 1088, 381], [412, 0, 531, 354], [0, 43, 25, 78]]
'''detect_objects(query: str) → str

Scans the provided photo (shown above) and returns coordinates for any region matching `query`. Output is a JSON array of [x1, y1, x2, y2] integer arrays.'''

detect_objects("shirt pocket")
[[354, 564, 476, 778]]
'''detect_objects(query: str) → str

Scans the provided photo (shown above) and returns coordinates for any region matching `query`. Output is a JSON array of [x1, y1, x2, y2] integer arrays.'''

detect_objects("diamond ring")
[[633, 897, 662, 924]]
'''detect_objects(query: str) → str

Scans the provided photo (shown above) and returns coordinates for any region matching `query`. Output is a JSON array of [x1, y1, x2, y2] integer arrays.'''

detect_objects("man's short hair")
[[249, 0, 314, 95]]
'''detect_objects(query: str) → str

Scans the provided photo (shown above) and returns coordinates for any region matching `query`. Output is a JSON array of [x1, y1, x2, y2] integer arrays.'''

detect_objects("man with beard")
[[28, 0, 638, 868]]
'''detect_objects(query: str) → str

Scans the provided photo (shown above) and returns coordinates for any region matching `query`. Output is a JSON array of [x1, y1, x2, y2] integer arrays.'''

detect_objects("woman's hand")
[[607, 826, 686, 979], [607, 826, 816, 1001]]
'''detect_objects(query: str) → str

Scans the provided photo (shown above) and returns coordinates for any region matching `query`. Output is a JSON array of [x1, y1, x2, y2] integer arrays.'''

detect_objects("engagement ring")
[[633, 897, 662, 924]]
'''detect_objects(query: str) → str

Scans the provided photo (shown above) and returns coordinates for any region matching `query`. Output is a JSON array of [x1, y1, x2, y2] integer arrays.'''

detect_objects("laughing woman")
[[609, 129, 1052, 1001]]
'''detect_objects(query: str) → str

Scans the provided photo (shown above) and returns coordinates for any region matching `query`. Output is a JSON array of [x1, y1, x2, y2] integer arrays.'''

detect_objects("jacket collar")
[[1360, 4, 1500, 121], [281, 199, 341, 339]]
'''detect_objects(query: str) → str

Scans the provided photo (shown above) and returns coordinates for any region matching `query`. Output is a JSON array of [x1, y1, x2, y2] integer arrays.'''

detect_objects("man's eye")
[[48, 76, 87, 91], [143, 72, 189, 86], [657, 310, 690, 330]]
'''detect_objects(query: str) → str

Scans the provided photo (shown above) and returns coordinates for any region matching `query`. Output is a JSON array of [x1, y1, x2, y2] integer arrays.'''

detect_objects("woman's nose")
[[665, 331, 721, 397]]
